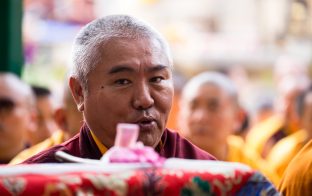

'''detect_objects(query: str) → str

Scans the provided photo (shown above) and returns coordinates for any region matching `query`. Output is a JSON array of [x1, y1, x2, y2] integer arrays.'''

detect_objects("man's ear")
[[25, 108, 39, 146], [54, 108, 67, 132], [233, 107, 248, 134], [69, 77, 84, 112], [29, 109, 38, 132]]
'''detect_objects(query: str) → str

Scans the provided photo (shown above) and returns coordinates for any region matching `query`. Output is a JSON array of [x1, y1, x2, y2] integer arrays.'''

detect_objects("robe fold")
[[246, 115, 297, 157], [278, 139, 312, 195], [22, 123, 215, 163], [267, 129, 308, 179]]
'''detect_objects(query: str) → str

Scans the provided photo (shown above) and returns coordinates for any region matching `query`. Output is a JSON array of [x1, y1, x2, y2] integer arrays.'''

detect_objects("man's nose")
[[0, 120, 6, 132], [132, 83, 154, 110], [193, 109, 209, 122], [0, 111, 8, 119]]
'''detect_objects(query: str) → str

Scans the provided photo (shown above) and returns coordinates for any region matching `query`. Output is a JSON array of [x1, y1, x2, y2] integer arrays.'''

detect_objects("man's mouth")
[[193, 126, 210, 135], [135, 116, 157, 131]]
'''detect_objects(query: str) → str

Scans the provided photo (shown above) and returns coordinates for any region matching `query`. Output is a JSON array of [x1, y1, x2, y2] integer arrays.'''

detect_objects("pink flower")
[[102, 142, 165, 166]]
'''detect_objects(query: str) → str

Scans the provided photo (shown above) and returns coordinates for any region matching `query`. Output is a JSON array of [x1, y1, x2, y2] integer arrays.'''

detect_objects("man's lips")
[[135, 116, 155, 124], [135, 116, 157, 131], [192, 126, 212, 135]]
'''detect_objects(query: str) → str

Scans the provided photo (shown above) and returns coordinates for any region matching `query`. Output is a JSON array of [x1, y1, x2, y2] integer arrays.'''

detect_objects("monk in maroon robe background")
[[23, 15, 215, 163]]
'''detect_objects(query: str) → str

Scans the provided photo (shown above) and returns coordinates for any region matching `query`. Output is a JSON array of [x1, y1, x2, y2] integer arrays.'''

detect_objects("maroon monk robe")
[[22, 123, 215, 163]]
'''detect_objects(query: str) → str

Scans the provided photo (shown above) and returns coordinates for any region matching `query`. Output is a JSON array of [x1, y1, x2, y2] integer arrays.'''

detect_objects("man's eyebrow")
[[146, 65, 170, 72], [108, 64, 170, 74], [108, 66, 135, 74]]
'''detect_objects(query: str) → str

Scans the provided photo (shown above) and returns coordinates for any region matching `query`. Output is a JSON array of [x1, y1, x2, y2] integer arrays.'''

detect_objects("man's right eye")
[[190, 100, 198, 110], [114, 79, 131, 85]]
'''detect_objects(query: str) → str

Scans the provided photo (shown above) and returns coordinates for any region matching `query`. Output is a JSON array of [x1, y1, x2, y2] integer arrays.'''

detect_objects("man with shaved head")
[[0, 72, 36, 163], [23, 15, 215, 163], [10, 82, 84, 164], [178, 71, 278, 184]]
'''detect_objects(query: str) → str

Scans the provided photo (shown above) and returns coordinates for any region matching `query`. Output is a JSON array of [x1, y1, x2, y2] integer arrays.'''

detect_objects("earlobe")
[[69, 77, 85, 112], [28, 109, 38, 133], [234, 108, 248, 132], [77, 103, 84, 112]]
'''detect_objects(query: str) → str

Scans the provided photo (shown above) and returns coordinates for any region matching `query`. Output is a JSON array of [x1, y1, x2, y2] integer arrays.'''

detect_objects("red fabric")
[[0, 167, 253, 196], [22, 123, 215, 164]]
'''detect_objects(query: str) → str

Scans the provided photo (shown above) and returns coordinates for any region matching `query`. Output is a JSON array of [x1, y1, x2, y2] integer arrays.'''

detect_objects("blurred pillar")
[[0, 0, 23, 76]]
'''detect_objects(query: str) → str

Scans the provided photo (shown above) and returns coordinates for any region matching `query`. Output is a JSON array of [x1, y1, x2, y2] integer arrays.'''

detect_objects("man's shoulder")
[[278, 140, 312, 194], [162, 129, 216, 160], [10, 137, 54, 164], [22, 134, 80, 164], [21, 145, 66, 163]]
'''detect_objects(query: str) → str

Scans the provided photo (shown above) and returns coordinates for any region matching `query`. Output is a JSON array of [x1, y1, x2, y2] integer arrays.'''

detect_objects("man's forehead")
[[108, 63, 170, 74], [92, 38, 172, 75], [185, 84, 230, 101], [1, 83, 31, 102], [0, 91, 24, 105]]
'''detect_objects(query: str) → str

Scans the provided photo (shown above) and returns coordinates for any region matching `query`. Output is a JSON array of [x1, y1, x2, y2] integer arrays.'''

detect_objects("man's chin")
[[138, 134, 161, 148]]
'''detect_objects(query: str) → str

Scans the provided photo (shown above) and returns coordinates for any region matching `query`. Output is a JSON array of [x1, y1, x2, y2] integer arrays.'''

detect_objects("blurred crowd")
[[0, 73, 83, 164]]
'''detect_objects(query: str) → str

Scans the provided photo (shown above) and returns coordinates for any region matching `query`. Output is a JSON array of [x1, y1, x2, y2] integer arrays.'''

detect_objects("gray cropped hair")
[[71, 15, 173, 90], [0, 72, 35, 109], [182, 71, 239, 105]]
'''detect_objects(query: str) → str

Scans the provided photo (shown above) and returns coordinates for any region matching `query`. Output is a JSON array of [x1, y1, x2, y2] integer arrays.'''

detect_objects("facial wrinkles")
[[133, 64, 172, 121], [86, 40, 168, 135], [126, 37, 167, 68]]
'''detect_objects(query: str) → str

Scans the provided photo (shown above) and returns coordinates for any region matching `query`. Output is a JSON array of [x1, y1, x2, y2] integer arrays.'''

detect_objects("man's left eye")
[[150, 77, 164, 83], [115, 79, 131, 85]]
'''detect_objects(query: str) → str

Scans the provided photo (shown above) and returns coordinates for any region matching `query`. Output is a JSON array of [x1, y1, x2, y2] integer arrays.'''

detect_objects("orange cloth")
[[246, 115, 284, 157], [278, 139, 312, 195], [267, 129, 308, 179], [10, 130, 65, 165], [11, 129, 108, 164], [226, 135, 279, 185]]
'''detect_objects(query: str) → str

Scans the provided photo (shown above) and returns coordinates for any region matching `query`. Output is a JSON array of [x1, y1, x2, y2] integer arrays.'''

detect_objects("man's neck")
[[202, 143, 228, 161]]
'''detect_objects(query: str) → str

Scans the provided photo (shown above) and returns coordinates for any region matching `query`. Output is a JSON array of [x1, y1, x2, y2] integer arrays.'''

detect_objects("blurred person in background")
[[267, 84, 312, 179], [10, 83, 83, 164], [177, 71, 279, 184], [246, 55, 311, 158], [0, 73, 37, 164], [218, 66, 252, 140], [53, 82, 84, 141], [27, 85, 58, 146]]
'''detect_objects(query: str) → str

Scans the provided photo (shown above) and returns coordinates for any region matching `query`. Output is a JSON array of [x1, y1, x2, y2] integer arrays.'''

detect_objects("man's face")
[[32, 96, 58, 144], [0, 84, 32, 157], [276, 85, 302, 132], [179, 83, 238, 150], [72, 38, 173, 148]]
